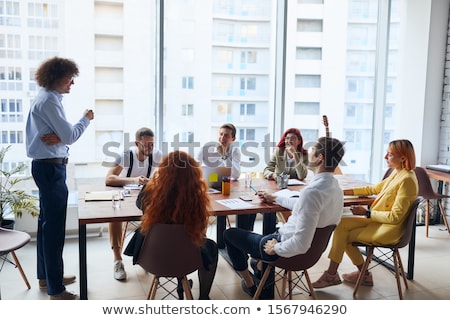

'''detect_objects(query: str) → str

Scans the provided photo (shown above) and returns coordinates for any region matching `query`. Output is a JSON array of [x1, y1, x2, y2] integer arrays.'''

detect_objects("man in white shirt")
[[196, 123, 241, 180], [223, 136, 345, 297], [105, 127, 162, 280]]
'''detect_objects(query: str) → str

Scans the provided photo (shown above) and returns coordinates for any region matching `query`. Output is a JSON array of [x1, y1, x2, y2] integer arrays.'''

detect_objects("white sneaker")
[[114, 260, 127, 280]]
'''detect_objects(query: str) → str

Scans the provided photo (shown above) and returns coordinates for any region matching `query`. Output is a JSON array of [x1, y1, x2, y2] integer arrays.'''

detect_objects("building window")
[[294, 102, 319, 115], [240, 103, 255, 115], [296, 47, 322, 60], [182, 76, 194, 89], [180, 131, 194, 143], [240, 77, 256, 90], [240, 50, 257, 64], [217, 49, 233, 66], [27, 2, 59, 28], [181, 104, 194, 116], [0, 66, 22, 90], [1, 160, 26, 176], [1, 98, 23, 122], [28, 35, 58, 60], [297, 19, 323, 32], [217, 102, 232, 115], [295, 75, 321, 88], [1, 130, 23, 144], [0, 34, 21, 59], [300, 129, 319, 142], [239, 128, 255, 141], [0, 0, 20, 26], [298, 0, 323, 3]]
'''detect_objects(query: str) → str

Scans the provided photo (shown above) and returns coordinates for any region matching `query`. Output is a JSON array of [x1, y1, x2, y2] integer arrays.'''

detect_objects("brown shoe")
[[312, 271, 342, 288], [49, 290, 79, 300], [342, 270, 373, 286], [39, 275, 76, 289]]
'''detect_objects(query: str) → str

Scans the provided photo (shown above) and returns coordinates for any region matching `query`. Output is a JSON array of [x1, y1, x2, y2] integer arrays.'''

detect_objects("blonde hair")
[[389, 139, 416, 170]]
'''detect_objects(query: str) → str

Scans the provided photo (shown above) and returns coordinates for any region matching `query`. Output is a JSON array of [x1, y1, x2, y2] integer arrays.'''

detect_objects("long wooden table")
[[425, 168, 450, 224], [77, 176, 374, 300]]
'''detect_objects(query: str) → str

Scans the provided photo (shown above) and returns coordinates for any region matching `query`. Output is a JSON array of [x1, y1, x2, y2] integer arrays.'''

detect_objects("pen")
[[249, 185, 258, 194]]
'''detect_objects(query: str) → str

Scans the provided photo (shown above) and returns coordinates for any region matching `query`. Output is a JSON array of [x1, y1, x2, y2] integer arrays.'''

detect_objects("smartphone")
[[239, 195, 253, 201]]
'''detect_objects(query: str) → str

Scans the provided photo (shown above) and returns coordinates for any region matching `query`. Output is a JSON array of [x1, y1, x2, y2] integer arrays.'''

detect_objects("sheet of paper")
[[216, 198, 256, 209], [274, 189, 301, 198], [123, 184, 143, 190], [85, 190, 123, 201], [288, 179, 306, 186]]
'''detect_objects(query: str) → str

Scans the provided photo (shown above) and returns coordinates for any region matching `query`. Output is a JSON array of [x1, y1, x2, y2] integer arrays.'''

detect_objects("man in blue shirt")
[[26, 57, 94, 300]]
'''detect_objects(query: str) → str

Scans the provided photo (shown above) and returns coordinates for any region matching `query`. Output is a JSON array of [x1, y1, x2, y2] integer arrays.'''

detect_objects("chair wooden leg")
[[121, 222, 129, 248], [181, 277, 194, 300], [10, 251, 30, 289], [280, 270, 288, 299], [437, 202, 450, 234], [304, 270, 317, 300], [253, 266, 272, 300], [392, 250, 403, 299], [425, 200, 430, 237], [287, 271, 293, 299], [148, 277, 159, 299], [353, 248, 373, 297], [394, 249, 408, 290]]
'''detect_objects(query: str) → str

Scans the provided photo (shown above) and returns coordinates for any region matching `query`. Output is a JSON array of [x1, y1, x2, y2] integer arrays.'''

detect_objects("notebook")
[[201, 166, 232, 193], [85, 190, 124, 201], [426, 164, 450, 173]]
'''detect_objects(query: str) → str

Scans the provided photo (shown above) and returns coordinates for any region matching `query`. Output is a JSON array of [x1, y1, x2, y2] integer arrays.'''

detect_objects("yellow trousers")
[[328, 216, 372, 266]]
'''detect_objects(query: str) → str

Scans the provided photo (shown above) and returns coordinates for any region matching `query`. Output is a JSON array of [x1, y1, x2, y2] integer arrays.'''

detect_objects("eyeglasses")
[[138, 141, 154, 148]]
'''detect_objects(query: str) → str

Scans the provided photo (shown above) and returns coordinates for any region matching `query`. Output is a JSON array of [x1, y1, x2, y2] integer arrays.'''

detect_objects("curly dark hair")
[[35, 56, 79, 90], [140, 151, 212, 246]]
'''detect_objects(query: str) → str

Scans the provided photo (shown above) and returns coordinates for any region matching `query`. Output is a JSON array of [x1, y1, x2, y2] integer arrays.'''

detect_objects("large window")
[[1, 0, 434, 184]]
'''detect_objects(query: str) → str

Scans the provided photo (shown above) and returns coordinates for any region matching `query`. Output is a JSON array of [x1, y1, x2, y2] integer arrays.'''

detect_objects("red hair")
[[276, 128, 307, 155], [140, 151, 211, 246]]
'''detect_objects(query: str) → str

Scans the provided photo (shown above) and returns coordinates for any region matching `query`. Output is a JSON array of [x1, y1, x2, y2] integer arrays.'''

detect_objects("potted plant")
[[0, 145, 39, 229]]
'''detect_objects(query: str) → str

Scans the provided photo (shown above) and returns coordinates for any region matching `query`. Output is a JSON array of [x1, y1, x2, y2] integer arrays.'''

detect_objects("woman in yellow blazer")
[[312, 139, 418, 288]]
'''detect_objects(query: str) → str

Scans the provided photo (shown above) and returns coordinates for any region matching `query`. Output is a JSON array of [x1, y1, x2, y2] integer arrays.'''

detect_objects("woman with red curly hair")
[[263, 128, 309, 180], [139, 151, 218, 300]]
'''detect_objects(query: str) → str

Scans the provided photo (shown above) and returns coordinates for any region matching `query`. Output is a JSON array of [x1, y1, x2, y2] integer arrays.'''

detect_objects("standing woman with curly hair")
[[139, 151, 218, 300], [263, 128, 309, 180]]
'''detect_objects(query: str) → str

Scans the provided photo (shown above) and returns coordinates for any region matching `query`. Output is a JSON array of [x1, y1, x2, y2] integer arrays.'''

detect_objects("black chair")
[[352, 198, 421, 299], [253, 225, 336, 300], [414, 166, 450, 237], [137, 224, 203, 300]]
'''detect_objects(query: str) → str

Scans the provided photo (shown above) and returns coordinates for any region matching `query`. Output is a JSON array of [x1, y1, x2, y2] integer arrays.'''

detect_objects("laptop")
[[201, 166, 231, 193], [426, 164, 450, 173]]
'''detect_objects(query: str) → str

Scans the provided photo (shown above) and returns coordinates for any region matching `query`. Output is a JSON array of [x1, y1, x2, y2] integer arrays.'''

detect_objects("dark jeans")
[[223, 227, 280, 272], [198, 238, 218, 300], [32, 161, 68, 296], [236, 213, 257, 231]]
